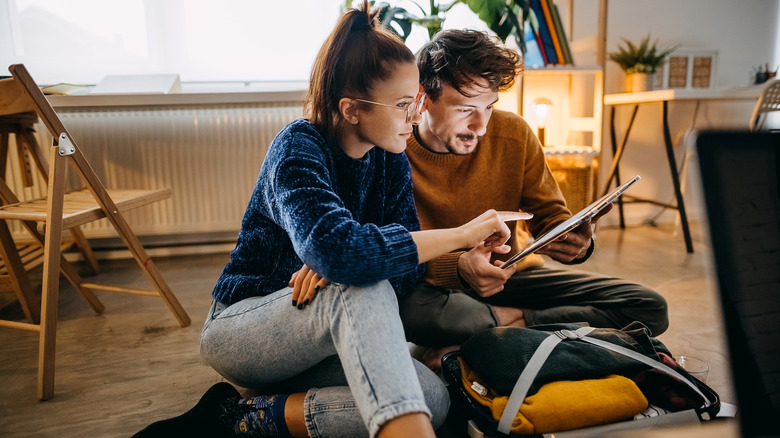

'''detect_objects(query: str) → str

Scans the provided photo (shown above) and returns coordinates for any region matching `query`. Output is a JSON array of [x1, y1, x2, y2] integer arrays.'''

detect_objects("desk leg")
[[662, 101, 694, 253], [603, 105, 639, 228]]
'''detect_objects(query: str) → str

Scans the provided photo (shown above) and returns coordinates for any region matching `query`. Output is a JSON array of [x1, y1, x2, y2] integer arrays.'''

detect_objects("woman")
[[135, 2, 527, 437]]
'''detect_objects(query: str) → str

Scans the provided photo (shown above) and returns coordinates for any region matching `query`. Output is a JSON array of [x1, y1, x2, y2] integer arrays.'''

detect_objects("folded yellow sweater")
[[459, 358, 648, 435]]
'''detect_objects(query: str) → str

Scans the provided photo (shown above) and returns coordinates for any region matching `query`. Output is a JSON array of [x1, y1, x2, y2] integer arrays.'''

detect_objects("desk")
[[603, 87, 762, 253]]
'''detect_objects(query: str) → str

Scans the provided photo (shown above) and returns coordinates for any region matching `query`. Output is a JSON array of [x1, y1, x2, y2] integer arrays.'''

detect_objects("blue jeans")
[[200, 280, 449, 438]]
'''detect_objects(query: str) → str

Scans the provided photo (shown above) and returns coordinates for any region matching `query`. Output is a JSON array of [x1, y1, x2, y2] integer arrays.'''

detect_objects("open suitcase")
[[440, 323, 722, 437]]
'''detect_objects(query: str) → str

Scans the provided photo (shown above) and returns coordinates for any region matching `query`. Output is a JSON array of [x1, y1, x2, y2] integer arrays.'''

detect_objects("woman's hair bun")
[[350, 0, 378, 33]]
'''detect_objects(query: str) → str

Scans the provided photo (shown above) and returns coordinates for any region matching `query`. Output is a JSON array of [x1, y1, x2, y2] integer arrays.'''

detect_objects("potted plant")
[[354, 1, 529, 53], [608, 35, 677, 92], [373, 1, 447, 40]]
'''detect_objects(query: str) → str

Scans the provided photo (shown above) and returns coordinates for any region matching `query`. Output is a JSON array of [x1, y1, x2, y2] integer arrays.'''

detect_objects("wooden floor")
[[0, 222, 735, 437]]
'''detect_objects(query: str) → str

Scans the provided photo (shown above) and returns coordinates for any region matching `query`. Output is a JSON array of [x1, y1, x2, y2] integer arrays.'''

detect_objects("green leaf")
[[372, 0, 530, 52], [608, 34, 678, 73], [459, 0, 529, 51], [375, 2, 414, 41]]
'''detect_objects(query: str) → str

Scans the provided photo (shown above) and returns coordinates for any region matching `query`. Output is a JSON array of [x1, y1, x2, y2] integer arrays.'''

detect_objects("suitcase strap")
[[497, 327, 710, 434]]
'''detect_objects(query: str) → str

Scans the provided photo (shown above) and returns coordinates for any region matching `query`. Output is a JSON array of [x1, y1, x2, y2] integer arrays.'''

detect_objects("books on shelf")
[[529, 0, 558, 65], [525, 0, 572, 66], [550, 3, 573, 64], [539, 0, 564, 63], [523, 9, 546, 67]]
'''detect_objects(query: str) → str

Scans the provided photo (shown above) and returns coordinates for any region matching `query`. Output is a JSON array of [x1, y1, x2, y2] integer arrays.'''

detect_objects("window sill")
[[47, 81, 308, 108]]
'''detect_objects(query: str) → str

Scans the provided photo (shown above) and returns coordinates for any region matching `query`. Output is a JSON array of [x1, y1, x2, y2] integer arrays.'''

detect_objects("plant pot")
[[626, 73, 654, 93]]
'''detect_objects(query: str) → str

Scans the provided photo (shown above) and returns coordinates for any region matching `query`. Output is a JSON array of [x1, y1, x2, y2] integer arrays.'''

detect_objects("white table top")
[[604, 86, 763, 106]]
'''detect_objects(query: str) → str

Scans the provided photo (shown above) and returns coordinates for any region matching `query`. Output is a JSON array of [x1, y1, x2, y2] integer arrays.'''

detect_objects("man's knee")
[[605, 281, 670, 337], [399, 294, 459, 346], [399, 286, 495, 347], [642, 289, 669, 336]]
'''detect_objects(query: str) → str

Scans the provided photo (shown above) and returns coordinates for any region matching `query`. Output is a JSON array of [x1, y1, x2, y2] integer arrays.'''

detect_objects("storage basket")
[[546, 155, 593, 213]]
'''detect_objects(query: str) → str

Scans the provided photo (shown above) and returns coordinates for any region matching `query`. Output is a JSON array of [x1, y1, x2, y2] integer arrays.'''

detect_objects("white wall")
[[571, 0, 780, 226], [604, 1, 778, 93]]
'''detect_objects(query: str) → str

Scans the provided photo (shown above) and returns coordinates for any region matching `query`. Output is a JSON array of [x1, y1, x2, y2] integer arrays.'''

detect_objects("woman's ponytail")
[[305, 0, 414, 141]]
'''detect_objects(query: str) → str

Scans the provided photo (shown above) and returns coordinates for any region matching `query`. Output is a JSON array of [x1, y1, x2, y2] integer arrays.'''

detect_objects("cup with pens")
[[753, 63, 778, 85]]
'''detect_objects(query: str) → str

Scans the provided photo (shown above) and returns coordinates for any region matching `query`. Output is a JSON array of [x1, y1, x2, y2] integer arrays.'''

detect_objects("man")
[[400, 29, 668, 366]]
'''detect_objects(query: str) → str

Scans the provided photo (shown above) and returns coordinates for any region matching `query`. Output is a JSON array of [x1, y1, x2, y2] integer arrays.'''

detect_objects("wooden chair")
[[0, 108, 101, 302], [749, 79, 780, 131], [0, 64, 191, 400]]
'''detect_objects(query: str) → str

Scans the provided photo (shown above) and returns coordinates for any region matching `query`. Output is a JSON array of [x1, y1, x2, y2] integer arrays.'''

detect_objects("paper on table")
[[41, 83, 91, 95], [90, 74, 182, 95]]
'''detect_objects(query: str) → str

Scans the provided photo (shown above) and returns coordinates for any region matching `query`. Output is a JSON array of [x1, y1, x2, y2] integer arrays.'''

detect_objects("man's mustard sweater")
[[406, 109, 571, 290]]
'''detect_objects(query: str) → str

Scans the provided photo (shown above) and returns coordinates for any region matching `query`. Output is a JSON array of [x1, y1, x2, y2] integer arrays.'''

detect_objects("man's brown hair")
[[416, 29, 522, 101]]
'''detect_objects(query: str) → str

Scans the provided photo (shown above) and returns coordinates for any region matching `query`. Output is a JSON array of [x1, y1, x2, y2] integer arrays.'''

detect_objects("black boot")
[[133, 382, 241, 437]]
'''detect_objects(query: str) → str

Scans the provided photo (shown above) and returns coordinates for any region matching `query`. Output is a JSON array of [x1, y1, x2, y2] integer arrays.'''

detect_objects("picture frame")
[[653, 50, 718, 90]]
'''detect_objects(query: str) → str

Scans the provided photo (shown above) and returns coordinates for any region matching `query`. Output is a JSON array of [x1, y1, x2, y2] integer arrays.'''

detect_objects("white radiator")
[[5, 102, 303, 246]]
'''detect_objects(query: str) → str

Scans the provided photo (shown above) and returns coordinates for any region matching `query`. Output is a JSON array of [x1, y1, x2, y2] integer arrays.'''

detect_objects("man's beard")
[[445, 133, 479, 154]]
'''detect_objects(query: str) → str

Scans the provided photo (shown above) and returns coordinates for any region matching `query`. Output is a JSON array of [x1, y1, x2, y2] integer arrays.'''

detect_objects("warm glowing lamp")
[[533, 97, 553, 146]]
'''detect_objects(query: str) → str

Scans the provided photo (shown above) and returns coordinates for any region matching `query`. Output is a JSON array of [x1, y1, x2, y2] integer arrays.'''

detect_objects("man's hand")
[[458, 243, 517, 297], [537, 203, 613, 263]]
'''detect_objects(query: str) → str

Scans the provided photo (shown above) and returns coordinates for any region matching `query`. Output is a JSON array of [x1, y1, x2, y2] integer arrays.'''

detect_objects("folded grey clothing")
[[459, 322, 672, 396]]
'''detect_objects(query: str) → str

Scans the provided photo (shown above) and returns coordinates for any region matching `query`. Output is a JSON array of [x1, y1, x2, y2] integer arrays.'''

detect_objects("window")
[[0, 0, 344, 84]]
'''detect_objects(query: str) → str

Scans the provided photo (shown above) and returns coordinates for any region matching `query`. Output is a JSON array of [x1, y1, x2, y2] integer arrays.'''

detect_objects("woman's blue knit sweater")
[[212, 119, 424, 306]]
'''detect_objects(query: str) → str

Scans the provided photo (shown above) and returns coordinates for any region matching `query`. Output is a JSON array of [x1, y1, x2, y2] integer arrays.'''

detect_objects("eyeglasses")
[[353, 92, 425, 123]]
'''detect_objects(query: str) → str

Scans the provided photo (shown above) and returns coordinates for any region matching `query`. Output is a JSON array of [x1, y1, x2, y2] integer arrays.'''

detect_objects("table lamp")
[[533, 97, 553, 146]]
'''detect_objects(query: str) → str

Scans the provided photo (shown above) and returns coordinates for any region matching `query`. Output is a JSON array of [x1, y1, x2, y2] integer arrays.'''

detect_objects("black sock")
[[132, 382, 241, 438]]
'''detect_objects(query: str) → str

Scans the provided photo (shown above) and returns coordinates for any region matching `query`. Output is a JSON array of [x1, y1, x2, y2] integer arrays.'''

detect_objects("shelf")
[[516, 67, 604, 209], [543, 145, 600, 157], [516, 67, 603, 153], [524, 65, 605, 73]]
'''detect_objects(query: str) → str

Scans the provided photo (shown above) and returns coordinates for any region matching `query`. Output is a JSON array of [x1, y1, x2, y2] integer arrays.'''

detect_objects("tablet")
[[500, 175, 641, 269]]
